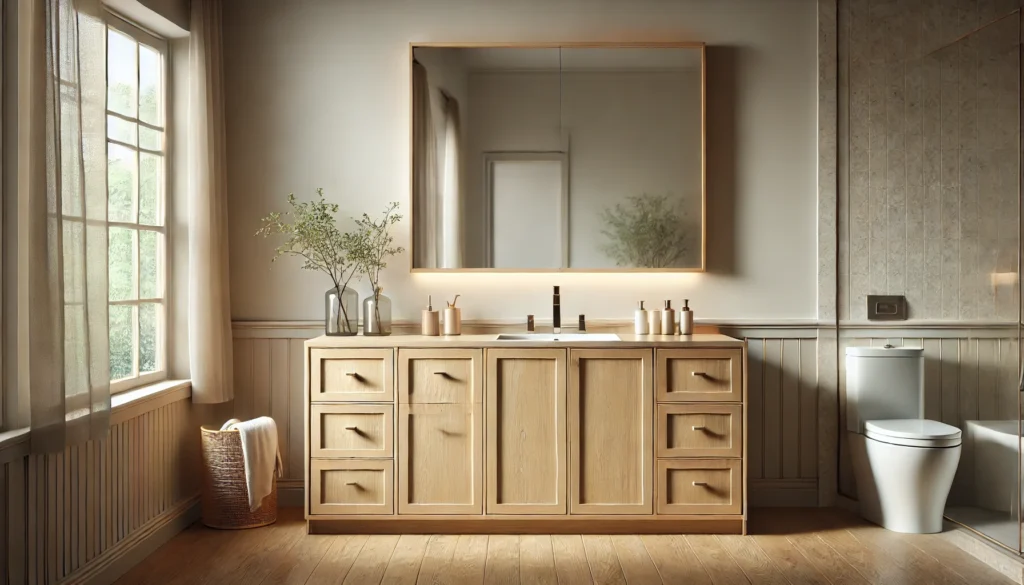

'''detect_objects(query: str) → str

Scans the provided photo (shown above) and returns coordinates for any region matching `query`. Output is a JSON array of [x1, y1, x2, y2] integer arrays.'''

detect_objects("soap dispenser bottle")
[[680, 299, 694, 335], [421, 295, 440, 336], [634, 301, 649, 335], [662, 300, 677, 335]]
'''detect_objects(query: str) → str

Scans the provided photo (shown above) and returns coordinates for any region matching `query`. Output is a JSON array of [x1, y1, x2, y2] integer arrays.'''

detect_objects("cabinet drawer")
[[310, 460, 394, 515], [656, 349, 742, 402], [399, 349, 482, 404], [657, 459, 742, 515], [311, 404, 394, 458], [657, 404, 742, 458], [310, 349, 394, 402]]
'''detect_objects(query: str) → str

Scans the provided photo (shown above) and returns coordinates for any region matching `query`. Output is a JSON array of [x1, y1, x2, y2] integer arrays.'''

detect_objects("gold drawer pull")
[[345, 426, 359, 431], [345, 372, 359, 376], [691, 371, 707, 377], [346, 482, 359, 486], [692, 481, 709, 487], [692, 425, 706, 431], [434, 371, 447, 375]]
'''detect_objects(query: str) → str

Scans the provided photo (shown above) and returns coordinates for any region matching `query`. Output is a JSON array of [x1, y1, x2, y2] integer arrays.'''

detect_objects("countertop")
[[305, 332, 744, 349]]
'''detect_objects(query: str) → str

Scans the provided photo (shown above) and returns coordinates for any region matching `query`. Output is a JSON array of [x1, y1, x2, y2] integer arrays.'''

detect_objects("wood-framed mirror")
[[410, 42, 705, 272]]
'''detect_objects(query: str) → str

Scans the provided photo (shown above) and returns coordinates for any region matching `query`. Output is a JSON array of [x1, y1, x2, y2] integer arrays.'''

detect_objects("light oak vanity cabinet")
[[305, 334, 746, 534]]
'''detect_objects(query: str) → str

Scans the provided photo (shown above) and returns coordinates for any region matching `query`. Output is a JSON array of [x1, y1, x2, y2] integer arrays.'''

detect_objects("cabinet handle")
[[692, 481, 709, 487], [692, 425, 706, 431], [346, 482, 359, 486], [433, 371, 447, 375], [691, 371, 707, 377], [345, 372, 358, 376], [345, 426, 359, 431]]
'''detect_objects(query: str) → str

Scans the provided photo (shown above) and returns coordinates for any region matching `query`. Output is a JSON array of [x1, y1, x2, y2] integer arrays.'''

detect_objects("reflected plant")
[[600, 193, 687, 268], [256, 188, 360, 333], [348, 202, 405, 331]]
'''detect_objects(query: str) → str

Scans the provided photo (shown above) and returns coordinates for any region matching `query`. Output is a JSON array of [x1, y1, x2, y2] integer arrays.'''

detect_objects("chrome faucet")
[[552, 286, 561, 334]]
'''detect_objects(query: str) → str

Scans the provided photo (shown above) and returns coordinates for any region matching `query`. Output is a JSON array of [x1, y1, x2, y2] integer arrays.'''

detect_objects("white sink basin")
[[494, 333, 621, 342]]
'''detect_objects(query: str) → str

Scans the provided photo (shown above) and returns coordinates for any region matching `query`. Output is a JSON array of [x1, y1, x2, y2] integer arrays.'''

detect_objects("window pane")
[[108, 143, 136, 222], [139, 230, 162, 299], [139, 45, 161, 125], [139, 152, 161, 225], [139, 127, 162, 151], [107, 29, 137, 117], [109, 304, 134, 381], [63, 221, 84, 304], [107, 116, 137, 146], [62, 94, 83, 217], [109, 227, 136, 302], [139, 303, 159, 374]]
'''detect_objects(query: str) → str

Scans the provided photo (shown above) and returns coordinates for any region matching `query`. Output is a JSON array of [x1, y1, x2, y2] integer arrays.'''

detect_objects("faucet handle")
[[578, 314, 586, 332], [527, 315, 535, 332]]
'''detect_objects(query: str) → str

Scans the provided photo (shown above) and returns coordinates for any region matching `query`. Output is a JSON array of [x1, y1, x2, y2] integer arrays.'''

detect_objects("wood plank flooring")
[[115, 508, 1019, 585]]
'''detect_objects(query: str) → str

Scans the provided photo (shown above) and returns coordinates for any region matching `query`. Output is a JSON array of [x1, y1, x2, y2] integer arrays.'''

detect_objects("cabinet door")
[[398, 403, 483, 514], [486, 348, 567, 515], [569, 349, 653, 514]]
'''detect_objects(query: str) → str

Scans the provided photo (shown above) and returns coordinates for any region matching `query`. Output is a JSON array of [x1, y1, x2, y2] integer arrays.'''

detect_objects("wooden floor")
[[116, 507, 1019, 585]]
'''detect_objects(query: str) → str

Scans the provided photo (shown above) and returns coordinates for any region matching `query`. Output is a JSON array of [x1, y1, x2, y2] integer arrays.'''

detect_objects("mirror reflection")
[[411, 44, 704, 271]]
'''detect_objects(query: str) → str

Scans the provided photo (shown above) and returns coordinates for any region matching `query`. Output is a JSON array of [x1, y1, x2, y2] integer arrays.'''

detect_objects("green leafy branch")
[[256, 188, 361, 332], [600, 193, 687, 268], [348, 202, 405, 330]]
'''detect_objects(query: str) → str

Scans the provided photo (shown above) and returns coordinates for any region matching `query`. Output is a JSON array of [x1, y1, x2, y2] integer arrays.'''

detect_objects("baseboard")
[[278, 479, 305, 508], [748, 479, 819, 507], [63, 495, 201, 585]]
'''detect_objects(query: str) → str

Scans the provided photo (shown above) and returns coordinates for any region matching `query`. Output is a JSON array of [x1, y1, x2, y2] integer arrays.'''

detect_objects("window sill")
[[0, 379, 192, 460]]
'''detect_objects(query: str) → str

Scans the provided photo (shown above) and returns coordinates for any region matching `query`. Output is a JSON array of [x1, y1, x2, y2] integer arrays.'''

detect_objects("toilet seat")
[[865, 419, 962, 448]]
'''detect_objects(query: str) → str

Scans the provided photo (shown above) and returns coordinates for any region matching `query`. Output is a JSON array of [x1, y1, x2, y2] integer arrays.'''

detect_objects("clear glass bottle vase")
[[325, 285, 358, 336], [362, 289, 392, 336]]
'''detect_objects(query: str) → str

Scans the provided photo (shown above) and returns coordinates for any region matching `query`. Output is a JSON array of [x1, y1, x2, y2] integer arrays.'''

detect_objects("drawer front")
[[657, 459, 742, 515], [658, 404, 742, 458], [657, 349, 742, 402], [311, 404, 394, 458], [310, 348, 394, 402], [399, 349, 482, 404], [310, 460, 394, 515]]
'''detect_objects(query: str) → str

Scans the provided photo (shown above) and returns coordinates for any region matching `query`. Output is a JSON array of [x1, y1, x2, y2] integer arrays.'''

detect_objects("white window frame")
[[104, 13, 169, 394]]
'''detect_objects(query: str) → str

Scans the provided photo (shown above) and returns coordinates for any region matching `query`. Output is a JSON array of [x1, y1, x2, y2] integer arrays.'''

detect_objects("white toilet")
[[846, 346, 961, 534]]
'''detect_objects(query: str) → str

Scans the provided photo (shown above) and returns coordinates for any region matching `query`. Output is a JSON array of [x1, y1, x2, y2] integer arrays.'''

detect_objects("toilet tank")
[[845, 346, 924, 433]]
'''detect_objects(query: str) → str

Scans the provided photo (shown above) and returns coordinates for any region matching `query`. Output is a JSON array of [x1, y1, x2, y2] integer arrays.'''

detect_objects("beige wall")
[[222, 0, 818, 322], [835, 0, 1023, 499]]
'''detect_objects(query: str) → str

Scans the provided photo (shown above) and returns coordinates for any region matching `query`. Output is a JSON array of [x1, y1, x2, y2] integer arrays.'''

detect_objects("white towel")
[[221, 417, 284, 511]]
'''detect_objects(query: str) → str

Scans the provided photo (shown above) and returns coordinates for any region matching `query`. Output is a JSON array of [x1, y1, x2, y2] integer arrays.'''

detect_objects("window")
[[105, 16, 168, 392]]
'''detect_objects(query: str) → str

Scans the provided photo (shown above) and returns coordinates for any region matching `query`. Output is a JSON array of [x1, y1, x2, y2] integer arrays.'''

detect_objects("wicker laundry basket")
[[200, 425, 277, 529]]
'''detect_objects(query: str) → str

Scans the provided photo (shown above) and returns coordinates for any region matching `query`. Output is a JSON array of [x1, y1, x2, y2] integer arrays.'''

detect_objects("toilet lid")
[[865, 419, 962, 448]]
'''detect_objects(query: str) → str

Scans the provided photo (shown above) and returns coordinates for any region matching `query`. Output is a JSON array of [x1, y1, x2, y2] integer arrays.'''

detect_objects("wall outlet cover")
[[867, 295, 907, 321]]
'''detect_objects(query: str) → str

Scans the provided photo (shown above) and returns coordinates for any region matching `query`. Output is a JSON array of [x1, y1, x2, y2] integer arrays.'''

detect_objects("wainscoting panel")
[[837, 334, 1020, 499], [1, 394, 200, 585], [233, 322, 824, 507]]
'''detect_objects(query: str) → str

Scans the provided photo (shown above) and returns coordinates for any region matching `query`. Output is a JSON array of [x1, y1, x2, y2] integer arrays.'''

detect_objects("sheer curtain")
[[188, 0, 234, 403], [440, 93, 463, 268], [412, 61, 438, 269], [28, 0, 110, 451]]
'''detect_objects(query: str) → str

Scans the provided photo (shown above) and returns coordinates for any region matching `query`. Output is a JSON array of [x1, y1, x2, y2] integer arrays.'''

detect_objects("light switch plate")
[[867, 295, 907, 321]]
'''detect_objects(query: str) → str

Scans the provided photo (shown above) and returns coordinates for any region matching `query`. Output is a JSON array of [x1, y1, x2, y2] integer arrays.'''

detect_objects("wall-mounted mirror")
[[411, 43, 705, 272]]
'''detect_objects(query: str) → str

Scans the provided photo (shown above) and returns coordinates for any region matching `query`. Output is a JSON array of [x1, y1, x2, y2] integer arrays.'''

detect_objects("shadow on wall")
[[705, 45, 738, 275]]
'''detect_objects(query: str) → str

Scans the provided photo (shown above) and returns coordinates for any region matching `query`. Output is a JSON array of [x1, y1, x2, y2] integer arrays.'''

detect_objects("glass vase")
[[362, 290, 392, 336], [325, 285, 358, 336]]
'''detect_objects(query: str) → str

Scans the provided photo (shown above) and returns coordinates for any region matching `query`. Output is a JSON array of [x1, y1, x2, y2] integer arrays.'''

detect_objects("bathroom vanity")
[[303, 333, 747, 534]]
